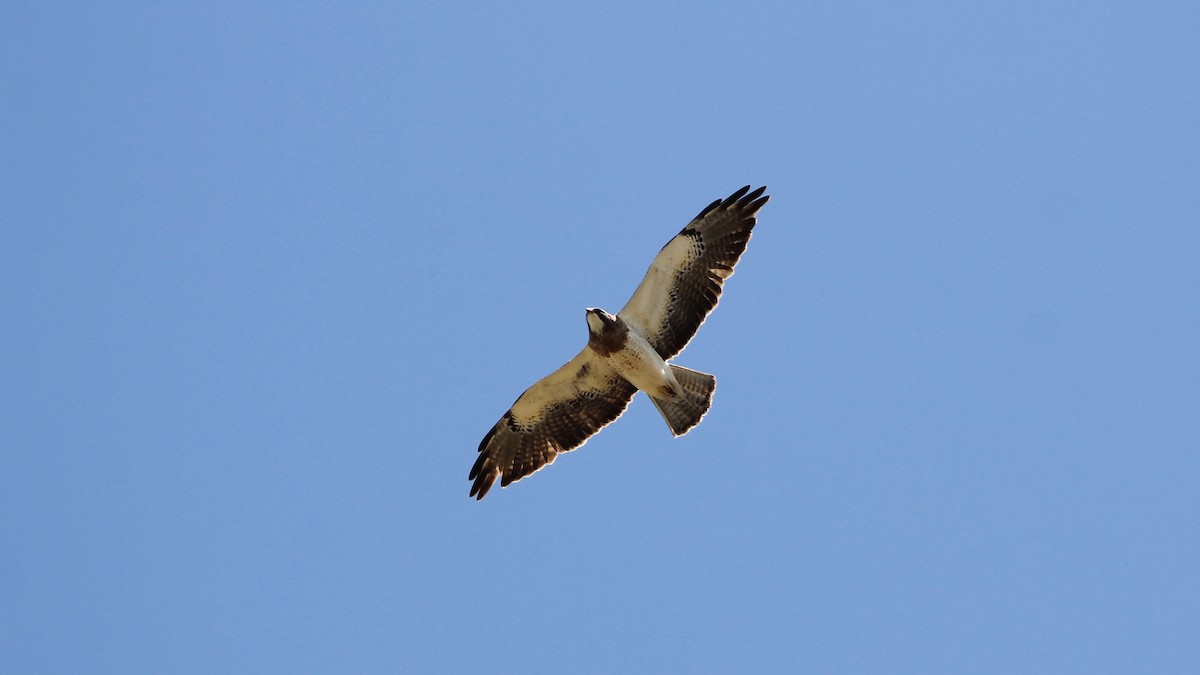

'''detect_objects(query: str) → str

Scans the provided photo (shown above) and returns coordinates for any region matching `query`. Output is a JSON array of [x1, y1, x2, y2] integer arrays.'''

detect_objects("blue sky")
[[3, 1, 1198, 672]]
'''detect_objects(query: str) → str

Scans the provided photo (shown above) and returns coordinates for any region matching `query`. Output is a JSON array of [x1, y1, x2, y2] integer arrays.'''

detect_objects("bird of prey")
[[470, 185, 769, 499]]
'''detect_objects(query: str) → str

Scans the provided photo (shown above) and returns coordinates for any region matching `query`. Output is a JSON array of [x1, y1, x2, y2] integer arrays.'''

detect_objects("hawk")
[[470, 185, 769, 499]]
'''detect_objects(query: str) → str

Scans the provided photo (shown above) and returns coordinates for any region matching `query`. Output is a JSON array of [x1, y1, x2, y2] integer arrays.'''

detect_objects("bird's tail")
[[649, 365, 716, 437]]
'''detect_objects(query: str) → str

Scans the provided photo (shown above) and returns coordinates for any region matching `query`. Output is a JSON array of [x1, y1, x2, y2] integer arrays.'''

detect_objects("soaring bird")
[[470, 185, 769, 499]]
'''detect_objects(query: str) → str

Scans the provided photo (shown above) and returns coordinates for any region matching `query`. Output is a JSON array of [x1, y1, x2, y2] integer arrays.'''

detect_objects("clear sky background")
[[3, 2, 1198, 672]]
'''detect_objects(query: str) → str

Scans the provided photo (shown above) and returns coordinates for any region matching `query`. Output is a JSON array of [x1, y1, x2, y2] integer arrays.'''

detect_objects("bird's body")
[[470, 185, 770, 499], [586, 309, 678, 400]]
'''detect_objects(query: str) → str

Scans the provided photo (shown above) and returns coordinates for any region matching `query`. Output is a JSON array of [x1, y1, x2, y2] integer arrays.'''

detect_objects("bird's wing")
[[618, 185, 769, 359], [470, 348, 637, 499]]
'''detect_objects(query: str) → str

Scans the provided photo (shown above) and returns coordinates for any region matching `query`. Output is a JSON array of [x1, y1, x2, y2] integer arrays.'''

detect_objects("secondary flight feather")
[[470, 185, 769, 499]]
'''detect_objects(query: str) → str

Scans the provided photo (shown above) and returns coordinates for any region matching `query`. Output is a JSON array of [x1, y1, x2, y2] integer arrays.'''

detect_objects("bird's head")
[[585, 307, 617, 335]]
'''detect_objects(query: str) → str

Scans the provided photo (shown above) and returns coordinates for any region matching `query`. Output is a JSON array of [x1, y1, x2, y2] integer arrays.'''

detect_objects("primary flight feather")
[[470, 185, 769, 499]]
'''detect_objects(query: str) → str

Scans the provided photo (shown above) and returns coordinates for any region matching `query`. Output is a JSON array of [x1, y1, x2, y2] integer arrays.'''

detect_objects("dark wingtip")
[[468, 449, 487, 481], [737, 186, 769, 218], [746, 193, 769, 216], [695, 197, 723, 220], [470, 472, 495, 500], [742, 185, 767, 203], [694, 185, 768, 220], [721, 185, 752, 209]]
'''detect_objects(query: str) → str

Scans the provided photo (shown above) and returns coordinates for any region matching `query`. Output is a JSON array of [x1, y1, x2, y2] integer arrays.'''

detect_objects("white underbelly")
[[603, 330, 677, 397]]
